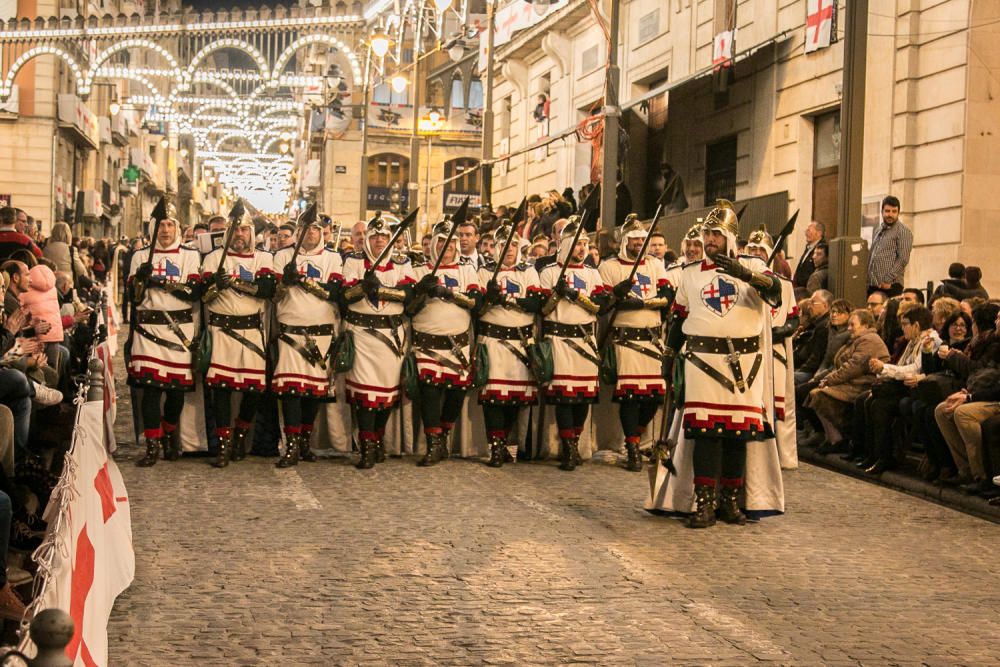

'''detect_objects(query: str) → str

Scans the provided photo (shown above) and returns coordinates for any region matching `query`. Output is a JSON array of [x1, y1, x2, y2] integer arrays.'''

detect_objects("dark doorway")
[[705, 136, 737, 205]]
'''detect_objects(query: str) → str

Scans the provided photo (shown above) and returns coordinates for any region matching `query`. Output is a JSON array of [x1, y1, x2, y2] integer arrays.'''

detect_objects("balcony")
[[57, 94, 99, 150]]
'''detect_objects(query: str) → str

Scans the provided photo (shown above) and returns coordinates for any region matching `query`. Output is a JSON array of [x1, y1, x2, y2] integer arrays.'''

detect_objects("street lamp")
[[370, 31, 390, 58], [391, 75, 409, 93], [180, 147, 189, 158], [159, 137, 169, 149], [109, 101, 120, 115], [433, 0, 453, 12]]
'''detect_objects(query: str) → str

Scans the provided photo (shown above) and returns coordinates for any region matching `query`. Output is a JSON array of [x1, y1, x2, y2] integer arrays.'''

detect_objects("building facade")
[[489, 0, 999, 294]]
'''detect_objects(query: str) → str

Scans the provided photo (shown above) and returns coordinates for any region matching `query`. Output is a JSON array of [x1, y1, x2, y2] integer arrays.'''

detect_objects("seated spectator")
[[902, 288, 925, 305], [941, 311, 973, 351], [794, 290, 832, 384], [934, 364, 1000, 496], [806, 309, 889, 454], [19, 263, 70, 392], [866, 291, 887, 320], [805, 243, 829, 293], [961, 296, 987, 317], [931, 262, 966, 302], [931, 296, 962, 333], [861, 305, 941, 474], [0, 488, 26, 620], [797, 299, 852, 451]]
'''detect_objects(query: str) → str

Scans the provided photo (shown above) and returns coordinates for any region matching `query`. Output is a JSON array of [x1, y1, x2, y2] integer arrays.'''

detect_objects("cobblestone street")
[[105, 388, 1000, 666]]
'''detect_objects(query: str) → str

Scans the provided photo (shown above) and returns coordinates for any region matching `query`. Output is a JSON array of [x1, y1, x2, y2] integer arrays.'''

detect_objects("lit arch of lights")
[[1, 46, 83, 98]]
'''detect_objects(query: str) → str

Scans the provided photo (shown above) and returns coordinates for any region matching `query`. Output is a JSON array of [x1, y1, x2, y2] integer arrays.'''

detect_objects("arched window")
[[449, 76, 465, 112], [372, 81, 408, 105], [442, 157, 480, 211], [367, 153, 410, 211], [467, 79, 484, 110]]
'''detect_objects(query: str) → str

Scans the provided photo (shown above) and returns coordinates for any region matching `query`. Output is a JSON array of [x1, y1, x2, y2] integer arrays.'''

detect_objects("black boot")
[[624, 441, 643, 472], [374, 438, 386, 463], [136, 436, 161, 467], [418, 433, 444, 467], [718, 486, 747, 525], [356, 437, 376, 469], [162, 427, 180, 461], [212, 434, 231, 469], [298, 431, 317, 463], [486, 435, 506, 468], [559, 437, 578, 471], [231, 426, 249, 462], [439, 428, 452, 459], [277, 434, 300, 468], [687, 484, 717, 529]]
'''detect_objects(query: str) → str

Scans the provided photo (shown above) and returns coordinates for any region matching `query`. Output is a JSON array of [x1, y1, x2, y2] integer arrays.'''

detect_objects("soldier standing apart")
[[273, 218, 343, 468], [599, 214, 673, 472], [478, 222, 543, 467], [539, 218, 609, 470], [128, 209, 203, 466], [410, 219, 483, 466], [341, 216, 416, 469], [745, 227, 799, 468], [666, 201, 781, 527], [202, 216, 276, 468]]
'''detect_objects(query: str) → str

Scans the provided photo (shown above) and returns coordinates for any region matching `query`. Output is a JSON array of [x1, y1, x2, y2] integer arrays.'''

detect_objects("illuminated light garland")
[[185, 38, 271, 84], [270, 33, 363, 87], [83, 38, 180, 93], [0, 45, 82, 99]]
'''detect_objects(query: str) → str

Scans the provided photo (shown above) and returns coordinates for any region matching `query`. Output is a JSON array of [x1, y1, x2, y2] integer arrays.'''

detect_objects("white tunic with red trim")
[[341, 255, 416, 409], [202, 248, 274, 392], [272, 246, 343, 397], [598, 257, 670, 401], [771, 276, 798, 468], [127, 243, 202, 389], [539, 262, 607, 403], [673, 256, 773, 440], [477, 264, 542, 406], [411, 262, 480, 388]]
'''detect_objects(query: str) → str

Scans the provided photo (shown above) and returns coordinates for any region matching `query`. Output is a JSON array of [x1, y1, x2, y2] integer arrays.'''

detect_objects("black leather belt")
[[137, 309, 193, 325], [477, 321, 533, 341], [208, 312, 262, 329], [611, 326, 660, 343], [413, 330, 470, 349], [279, 322, 336, 337], [686, 335, 759, 355], [543, 321, 595, 338], [345, 310, 404, 329]]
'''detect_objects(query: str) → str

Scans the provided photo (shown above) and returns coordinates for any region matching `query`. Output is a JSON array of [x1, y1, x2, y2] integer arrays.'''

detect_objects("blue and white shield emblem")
[[701, 276, 738, 317]]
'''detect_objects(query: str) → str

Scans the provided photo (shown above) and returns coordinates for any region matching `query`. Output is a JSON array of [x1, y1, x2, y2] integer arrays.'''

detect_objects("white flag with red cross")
[[805, 0, 837, 54], [712, 29, 735, 71]]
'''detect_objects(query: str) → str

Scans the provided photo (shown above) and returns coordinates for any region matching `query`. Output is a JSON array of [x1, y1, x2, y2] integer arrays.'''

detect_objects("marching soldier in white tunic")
[[341, 215, 417, 469], [666, 200, 782, 527], [127, 203, 203, 466], [478, 222, 544, 467], [539, 217, 610, 471], [664, 223, 703, 296], [745, 227, 799, 468], [202, 213, 276, 468], [272, 216, 343, 468], [599, 214, 673, 471], [409, 218, 483, 466]]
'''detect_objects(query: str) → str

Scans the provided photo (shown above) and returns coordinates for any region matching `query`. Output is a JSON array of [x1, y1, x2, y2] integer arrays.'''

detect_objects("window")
[[443, 158, 480, 197], [704, 136, 737, 205], [368, 153, 409, 187], [449, 76, 465, 112], [467, 79, 484, 109], [372, 82, 407, 105]]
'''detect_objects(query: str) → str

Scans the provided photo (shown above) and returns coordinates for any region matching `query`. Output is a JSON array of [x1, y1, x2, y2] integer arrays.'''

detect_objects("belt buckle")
[[725, 337, 746, 392]]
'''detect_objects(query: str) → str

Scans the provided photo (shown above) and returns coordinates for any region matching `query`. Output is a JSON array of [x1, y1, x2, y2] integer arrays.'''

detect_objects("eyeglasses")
[[866, 301, 881, 307]]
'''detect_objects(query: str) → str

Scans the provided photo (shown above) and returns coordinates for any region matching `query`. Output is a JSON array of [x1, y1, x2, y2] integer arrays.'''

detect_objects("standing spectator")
[[932, 263, 967, 302], [0, 208, 42, 261], [646, 231, 668, 262], [42, 222, 86, 278], [793, 220, 825, 290], [902, 288, 925, 305], [805, 242, 829, 293], [771, 249, 792, 280], [561, 187, 577, 214], [867, 195, 912, 296]]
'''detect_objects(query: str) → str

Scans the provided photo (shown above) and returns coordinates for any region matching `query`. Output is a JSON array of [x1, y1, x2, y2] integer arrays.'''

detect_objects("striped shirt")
[[867, 220, 913, 286]]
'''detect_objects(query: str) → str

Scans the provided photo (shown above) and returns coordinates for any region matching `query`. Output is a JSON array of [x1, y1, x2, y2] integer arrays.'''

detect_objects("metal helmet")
[[746, 225, 774, 255], [363, 213, 393, 262], [493, 221, 520, 266], [681, 222, 704, 259], [429, 218, 457, 265], [557, 215, 587, 264], [616, 213, 650, 261], [702, 199, 739, 256]]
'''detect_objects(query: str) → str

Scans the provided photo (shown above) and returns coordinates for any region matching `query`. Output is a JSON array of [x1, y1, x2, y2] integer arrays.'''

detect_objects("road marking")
[[275, 468, 322, 510]]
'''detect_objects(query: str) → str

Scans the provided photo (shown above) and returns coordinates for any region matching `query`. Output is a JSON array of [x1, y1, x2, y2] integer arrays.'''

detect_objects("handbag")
[[470, 342, 489, 389], [527, 338, 553, 385], [332, 329, 355, 373], [402, 351, 421, 400]]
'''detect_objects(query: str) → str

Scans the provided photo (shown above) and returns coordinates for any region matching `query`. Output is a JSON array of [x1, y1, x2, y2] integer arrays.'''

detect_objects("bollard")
[[27, 609, 74, 667], [86, 357, 104, 403], [0, 608, 74, 667]]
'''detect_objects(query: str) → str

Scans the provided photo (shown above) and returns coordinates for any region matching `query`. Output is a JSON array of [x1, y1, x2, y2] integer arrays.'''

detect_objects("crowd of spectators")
[[0, 206, 113, 622]]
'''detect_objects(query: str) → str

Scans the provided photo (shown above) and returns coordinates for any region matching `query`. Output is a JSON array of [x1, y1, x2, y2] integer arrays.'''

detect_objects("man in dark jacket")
[[794, 289, 832, 384]]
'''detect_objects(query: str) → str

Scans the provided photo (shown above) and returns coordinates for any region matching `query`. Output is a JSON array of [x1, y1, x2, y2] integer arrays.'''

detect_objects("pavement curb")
[[799, 446, 1000, 524]]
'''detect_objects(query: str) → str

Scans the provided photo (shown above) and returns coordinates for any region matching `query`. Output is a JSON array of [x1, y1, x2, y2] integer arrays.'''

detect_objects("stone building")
[[489, 0, 999, 294]]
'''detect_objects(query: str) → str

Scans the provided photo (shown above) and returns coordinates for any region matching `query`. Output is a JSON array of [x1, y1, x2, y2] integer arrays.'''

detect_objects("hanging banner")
[[478, 0, 570, 70], [804, 0, 837, 54]]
